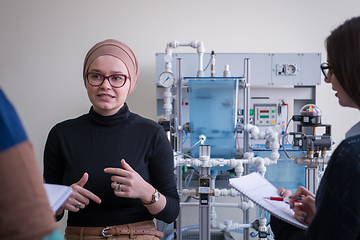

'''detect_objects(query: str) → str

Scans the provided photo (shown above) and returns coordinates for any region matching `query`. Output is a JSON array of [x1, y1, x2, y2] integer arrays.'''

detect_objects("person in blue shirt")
[[0, 88, 64, 240]]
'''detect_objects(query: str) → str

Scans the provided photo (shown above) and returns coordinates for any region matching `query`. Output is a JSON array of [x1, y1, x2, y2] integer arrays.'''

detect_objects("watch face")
[[153, 191, 160, 202]]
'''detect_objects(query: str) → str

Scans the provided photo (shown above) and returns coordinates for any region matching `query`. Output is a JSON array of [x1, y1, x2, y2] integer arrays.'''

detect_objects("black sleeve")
[[270, 215, 305, 239], [43, 125, 66, 222], [43, 125, 65, 185], [148, 127, 179, 223], [270, 139, 360, 240]]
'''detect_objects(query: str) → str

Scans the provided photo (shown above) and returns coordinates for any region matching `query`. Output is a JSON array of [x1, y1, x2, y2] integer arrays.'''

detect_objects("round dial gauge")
[[159, 71, 175, 87]]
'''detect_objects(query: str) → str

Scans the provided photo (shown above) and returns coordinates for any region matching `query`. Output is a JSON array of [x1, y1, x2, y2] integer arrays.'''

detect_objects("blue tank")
[[188, 79, 237, 159]]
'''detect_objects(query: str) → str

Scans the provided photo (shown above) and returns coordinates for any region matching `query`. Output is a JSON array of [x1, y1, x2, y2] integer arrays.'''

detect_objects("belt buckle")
[[102, 227, 113, 237]]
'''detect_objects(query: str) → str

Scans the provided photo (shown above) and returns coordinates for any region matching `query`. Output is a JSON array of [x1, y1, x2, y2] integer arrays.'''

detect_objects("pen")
[[264, 196, 300, 203]]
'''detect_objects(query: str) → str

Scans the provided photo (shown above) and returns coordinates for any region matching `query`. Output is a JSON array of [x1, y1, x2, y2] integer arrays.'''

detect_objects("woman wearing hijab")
[[44, 39, 179, 240]]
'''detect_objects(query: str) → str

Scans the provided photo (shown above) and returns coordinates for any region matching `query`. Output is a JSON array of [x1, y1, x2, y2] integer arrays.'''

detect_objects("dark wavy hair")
[[326, 16, 360, 108]]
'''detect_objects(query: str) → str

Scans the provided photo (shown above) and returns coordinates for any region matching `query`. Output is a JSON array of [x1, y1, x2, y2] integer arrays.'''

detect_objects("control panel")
[[254, 104, 277, 126]]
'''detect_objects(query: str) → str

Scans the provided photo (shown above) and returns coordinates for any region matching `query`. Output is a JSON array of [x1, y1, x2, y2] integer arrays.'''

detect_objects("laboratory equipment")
[[159, 71, 176, 88], [155, 41, 324, 240], [285, 104, 334, 193]]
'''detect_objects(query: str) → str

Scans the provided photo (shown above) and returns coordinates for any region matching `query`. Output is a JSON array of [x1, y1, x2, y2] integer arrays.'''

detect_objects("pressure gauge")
[[159, 71, 175, 87]]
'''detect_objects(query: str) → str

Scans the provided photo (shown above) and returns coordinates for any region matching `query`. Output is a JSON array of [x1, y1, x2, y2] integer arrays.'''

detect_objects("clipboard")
[[229, 172, 308, 230]]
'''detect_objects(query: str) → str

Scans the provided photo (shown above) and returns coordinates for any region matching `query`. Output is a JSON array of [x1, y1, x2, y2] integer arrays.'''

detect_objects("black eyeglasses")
[[86, 72, 130, 88], [320, 62, 333, 79]]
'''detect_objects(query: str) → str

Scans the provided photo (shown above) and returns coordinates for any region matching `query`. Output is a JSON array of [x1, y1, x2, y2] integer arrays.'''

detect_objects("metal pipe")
[[234, 78, 239, 130], [306, 166, 319, 194], [180, 202, 252, 208], [243, 58, 251, 153], [176, 58, 183, 153], [175, 58, 183, 240], [243, 58, 251, 240]]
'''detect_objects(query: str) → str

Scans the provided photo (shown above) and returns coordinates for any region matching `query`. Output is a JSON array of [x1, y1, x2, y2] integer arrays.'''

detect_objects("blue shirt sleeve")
[[42, 229, 65, 240], [0, 88, 28, 152]]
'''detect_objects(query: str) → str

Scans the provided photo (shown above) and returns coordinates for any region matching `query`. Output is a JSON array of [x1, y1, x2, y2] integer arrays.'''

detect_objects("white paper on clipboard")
[[229, 172, 307, 230]]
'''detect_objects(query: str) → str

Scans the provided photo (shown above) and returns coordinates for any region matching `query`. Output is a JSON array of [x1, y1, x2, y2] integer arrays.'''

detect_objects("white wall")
[[1, 0, 360, 234]]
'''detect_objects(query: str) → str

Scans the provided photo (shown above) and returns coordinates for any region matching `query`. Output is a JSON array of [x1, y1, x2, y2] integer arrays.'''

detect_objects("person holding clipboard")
[[270, 16, 360, 239]]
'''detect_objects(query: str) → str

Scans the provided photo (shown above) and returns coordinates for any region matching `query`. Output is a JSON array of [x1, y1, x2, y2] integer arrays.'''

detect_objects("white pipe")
[[180, 202, 253, 211], [164, 40, 205, 77], [179, 202, 200, 207], [210, 202, 254, 210], [163, 87, 172, 121], [243, 123, 282, 164], [211, 219, 252, 231], [164, 44, 173, 72], [259, 217, 267, 240], [183, 188, 242, 198], [174, 155, 279, 177]]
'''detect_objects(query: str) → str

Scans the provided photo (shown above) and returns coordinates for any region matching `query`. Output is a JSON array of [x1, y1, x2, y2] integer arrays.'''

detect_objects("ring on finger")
[[75, 202, 81, 208], [116, 183, 121, 192]]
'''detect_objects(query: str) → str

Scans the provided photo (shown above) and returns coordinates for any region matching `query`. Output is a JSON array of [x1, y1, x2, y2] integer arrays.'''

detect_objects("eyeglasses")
[[86, 72, 130, 88], [320, 62, 333, 79]]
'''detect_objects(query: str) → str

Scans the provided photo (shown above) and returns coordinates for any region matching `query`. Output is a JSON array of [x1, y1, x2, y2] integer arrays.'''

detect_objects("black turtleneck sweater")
[[43, 103, 179, 227]]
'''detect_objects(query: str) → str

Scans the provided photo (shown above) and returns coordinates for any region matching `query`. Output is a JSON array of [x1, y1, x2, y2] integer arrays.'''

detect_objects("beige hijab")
[[83, 39, 139, 95]]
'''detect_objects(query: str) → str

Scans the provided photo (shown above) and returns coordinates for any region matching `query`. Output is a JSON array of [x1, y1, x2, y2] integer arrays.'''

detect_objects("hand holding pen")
[[277, 186, 316, 225]]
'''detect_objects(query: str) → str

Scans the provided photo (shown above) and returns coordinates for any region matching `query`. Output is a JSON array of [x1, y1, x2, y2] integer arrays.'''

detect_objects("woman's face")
[[86, 55, 130, 116], [324, 64, 358, 109]]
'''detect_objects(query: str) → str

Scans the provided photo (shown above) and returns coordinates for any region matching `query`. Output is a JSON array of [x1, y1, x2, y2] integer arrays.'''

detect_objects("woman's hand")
[[104, 159, 154, 203], [277, 186, 292, 198], [278, 186, 316, 225], [61, 173, 102, 213], [291, 186, 316, 225]]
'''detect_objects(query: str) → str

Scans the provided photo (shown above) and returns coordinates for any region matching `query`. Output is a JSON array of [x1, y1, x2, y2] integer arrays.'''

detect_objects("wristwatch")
[[142, 189, 160, 206]]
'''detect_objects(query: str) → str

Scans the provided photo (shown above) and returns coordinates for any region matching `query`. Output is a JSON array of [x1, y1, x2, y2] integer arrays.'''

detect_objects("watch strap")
[[142, 189, 159, 206]]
